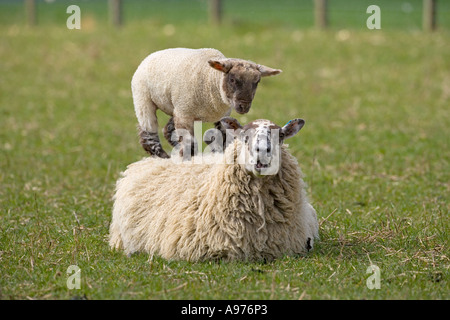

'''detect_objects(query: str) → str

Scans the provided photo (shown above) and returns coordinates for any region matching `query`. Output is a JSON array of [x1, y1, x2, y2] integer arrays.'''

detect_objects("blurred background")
[[1, 0, 450, 30]]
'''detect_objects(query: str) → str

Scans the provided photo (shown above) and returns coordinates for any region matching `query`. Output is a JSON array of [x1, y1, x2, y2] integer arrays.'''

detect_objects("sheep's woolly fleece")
[[132, 48, 230, 129], [109, 140, 319, 262]]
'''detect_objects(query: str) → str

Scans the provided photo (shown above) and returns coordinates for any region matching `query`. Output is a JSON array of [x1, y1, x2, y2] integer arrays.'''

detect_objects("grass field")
[[0, 1, 449, 300]]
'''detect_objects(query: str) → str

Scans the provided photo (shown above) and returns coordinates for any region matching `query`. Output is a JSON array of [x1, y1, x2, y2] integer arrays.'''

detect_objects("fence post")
[[314, 0, 328, 29], [423, 0, 437, 31], [109, 0, 122, 27], [25, 0, 37, 26], [209, 0, 222, 25]]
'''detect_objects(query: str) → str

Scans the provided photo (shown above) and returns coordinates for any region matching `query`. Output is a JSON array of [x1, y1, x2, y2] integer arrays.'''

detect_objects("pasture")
[[0, 0, 449, 300]]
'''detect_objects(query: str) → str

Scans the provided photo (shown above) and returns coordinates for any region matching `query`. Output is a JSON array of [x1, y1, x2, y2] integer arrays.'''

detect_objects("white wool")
[[132, 48, 230, 132], [109, 140, 319, 262]]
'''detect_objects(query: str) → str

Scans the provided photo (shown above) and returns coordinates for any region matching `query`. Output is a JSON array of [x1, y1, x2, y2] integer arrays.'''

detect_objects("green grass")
[[0, 1, 449, 300]]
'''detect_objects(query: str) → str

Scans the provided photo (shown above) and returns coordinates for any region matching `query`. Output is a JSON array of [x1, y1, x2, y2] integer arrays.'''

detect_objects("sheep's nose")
[[236, 101, 251, 114]]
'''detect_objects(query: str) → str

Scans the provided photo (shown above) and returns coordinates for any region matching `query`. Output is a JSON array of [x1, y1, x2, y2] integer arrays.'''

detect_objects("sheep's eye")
[[244, 136, 249, 143], [229, 77, 235, 83]]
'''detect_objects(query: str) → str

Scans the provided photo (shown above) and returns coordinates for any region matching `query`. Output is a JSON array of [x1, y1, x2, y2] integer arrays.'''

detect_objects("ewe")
[[109, 117, 319, 262], [132, 48, 281, 158]]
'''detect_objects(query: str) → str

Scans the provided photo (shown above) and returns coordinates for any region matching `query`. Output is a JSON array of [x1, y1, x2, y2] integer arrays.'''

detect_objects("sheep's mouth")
[[250, 157, 281, 177], [251, 161, 271, 177], [255, 160, 270, 171]]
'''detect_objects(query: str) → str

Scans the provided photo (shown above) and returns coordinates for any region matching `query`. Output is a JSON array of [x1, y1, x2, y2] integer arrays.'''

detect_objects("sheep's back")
[[139, 48, 228, 120]]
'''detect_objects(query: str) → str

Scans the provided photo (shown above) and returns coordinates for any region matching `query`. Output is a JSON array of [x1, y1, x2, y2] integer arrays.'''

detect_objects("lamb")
[[109, 116, 319, 262], [131, 48, 282, 158]]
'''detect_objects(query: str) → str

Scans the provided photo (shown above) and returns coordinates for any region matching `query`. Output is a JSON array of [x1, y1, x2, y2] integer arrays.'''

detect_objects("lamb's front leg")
[[170, 116, 197, 159], [163, 117, 177, 147]]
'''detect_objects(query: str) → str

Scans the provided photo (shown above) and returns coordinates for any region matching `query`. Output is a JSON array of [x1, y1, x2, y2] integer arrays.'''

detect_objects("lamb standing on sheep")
[[109, 117, 319, 262], [132, 48, 282, 158]]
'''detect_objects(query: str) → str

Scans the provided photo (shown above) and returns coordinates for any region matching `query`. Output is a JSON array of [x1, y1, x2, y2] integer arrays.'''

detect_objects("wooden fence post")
[[423, 0, 437, 31], [314, 0, 328, 29], [25, 0, 37, 26], [209, 0, 222, 25], [109, 0, 122, 27]]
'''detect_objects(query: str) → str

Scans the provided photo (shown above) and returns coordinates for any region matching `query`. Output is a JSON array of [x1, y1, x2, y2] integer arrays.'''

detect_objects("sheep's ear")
[[280, 119, 305, 141], [208, 59, 232, 73], [219, 116, 242, 131], [257, 64, 282, 77]]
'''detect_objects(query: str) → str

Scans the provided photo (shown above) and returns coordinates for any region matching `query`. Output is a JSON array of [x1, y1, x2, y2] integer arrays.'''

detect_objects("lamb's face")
[[208, 59, 282, 115], [217, 117, 305, 177], [224, 65, 260, 114]]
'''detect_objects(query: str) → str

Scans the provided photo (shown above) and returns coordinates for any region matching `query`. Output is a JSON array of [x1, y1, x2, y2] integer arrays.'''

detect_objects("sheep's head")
[[208, 59, 282, 115], [217, 117, 305, 177]]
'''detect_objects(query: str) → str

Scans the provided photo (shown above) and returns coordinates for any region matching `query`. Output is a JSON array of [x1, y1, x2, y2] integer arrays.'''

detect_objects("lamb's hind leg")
[[133, 87, 169, 158], [139, 129, 169, 158]]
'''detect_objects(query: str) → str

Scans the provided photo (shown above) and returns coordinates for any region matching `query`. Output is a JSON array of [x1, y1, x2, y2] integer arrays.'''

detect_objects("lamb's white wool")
[[132, 48, 281, 158], [109, 118, 319, 262], [133, 48, 227, 129]]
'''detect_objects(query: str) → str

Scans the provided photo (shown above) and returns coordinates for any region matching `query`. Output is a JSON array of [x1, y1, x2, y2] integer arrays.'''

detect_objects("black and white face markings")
[[241, 119, 283, 175], [211, 117, 305, 176]]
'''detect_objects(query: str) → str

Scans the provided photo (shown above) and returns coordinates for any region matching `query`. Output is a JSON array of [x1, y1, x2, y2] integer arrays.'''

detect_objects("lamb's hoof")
[[145, 147, 170, 159], [177, 142, 197, 160], [157, 150, 170, 159]]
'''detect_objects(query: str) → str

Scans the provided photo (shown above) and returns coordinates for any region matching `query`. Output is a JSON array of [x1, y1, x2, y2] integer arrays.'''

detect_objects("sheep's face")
[[241, 120, 282, 176], [218, 117, 305, 177], [208, 59, 282, 115]]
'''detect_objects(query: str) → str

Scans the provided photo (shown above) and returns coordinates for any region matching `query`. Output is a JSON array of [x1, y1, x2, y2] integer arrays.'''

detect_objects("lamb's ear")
[[219, 116, 242, 131], [257, 64, 282, 77], [208, 59, 233, 73], [280, 119, 305, 141], [213, 117, 242, 150]]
